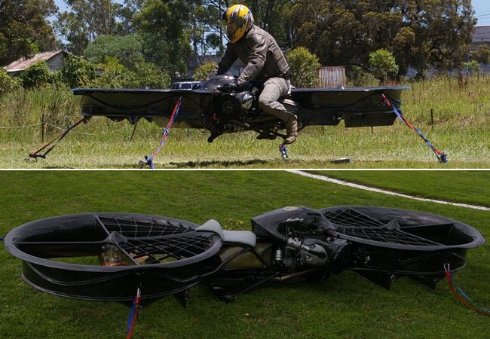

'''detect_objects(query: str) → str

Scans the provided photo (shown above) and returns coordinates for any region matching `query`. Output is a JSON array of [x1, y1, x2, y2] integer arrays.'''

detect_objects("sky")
[[53, 0, 490, 26], [472, 0, 490, 26]]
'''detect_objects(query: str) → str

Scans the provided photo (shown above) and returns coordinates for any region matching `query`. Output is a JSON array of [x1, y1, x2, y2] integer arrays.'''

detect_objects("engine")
[[217, 92, 254, 121], [201, 75, 256, 121]]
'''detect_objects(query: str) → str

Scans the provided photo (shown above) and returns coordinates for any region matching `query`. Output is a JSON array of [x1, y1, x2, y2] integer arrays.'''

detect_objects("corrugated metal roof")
[[3, 50, 65, 72], [473, 26, 490, 44]]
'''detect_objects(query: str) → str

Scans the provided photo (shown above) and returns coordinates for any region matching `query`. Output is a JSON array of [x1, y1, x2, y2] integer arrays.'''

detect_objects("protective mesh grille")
[[96, 216, 215, 264], [324, 209, 442, 246]]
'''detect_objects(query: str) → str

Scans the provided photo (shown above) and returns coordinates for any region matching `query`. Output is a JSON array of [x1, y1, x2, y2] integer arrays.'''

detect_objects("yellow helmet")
[[222, 4, 254, 43]]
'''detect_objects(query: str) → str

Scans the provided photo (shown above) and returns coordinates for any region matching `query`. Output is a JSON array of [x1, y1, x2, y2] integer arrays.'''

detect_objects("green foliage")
[[84, 34, 144, 69], [87, 58, 170, 89], [134, 0, 192, 75], [129, 61, 171, 88], [2, 74, 489, 168], [19, 62, 59, 89], [472, 45, 490, 64], [193, 62, 218, 81], [0, 69, 21, 95], [61, 54, 96, 88], [462, 60, 480, 75], [369, 49, 399, 84], [87, 57, 132, 88], [287, 47, 320, 88], [291, 0, 475, 77], [347, 66, 378, 87], [0, 0, 57, 65], [55, 0, 123, 55]]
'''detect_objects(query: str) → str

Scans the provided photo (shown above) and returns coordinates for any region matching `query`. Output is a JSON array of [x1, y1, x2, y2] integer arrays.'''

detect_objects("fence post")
[[41, 114, 46, 143], [430, 109, 434, 125]]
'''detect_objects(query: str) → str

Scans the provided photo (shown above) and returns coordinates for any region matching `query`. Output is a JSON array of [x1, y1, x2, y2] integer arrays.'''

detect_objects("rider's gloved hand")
[[218, 83, 238, 93], [235, 81, 249, 92]]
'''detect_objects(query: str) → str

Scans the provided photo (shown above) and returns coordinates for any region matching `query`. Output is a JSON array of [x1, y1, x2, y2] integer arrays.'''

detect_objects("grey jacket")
[[217, 25, 290, 85]]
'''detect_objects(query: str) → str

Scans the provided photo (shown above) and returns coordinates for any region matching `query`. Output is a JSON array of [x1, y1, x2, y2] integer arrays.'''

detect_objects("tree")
[[133, 0, 195, 75], [117, 0, 146, 35], [84, 34, 145, 69], [287, 47, 320, 88], [290, 0, 476, 77], [54, 0, 123, 55], [0, 0, 57, 65], [396, 0, 475, 76]]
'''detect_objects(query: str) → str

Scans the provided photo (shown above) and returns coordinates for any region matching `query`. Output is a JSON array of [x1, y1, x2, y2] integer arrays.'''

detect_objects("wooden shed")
[[319, 66, 346, 88], [3, 51, 68, 76]]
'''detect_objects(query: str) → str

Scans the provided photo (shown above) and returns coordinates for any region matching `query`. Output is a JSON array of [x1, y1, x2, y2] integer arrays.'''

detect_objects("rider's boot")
[[283, 116, 298, 144]]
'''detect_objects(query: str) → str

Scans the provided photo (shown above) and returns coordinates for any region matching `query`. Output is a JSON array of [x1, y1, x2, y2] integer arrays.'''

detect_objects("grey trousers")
[[258, 77, 295, 122]]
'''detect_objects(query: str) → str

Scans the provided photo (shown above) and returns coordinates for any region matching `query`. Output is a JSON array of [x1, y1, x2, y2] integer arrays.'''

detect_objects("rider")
[[217, 4, 298, 144]]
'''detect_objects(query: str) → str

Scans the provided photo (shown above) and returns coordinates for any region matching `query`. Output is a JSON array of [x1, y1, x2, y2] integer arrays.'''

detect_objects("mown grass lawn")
[[0, 171, 488, 338], [309, 170, 490, 207]]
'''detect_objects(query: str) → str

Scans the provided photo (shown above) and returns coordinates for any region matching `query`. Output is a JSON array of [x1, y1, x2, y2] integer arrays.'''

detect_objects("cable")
[[381, 94, 447, 163], [443, 263, 489, 316], [126, 287, 142, 339]]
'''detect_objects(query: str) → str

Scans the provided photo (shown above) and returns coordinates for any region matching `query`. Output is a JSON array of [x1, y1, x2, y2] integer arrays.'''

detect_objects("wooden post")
[[430, 109, 434, 125], [41, 114, 46, 143]]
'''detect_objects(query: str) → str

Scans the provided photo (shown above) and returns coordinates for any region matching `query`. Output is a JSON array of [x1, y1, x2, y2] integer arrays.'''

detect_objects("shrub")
[[369, 49, 399, 84], [193, 62, 218, 81], [287, 47, 320, 88], [462, 60, 480, 76], [19, 62, 54, 88], [0, 69, 21, 95], [86, 58, 170, 89], [62, 54, 96, 88], [129, 61, 171, 88], [347, 66, 378, 87]]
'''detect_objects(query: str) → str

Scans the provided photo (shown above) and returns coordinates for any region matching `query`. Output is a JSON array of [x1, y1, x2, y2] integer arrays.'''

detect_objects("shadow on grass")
[[168, 159, 270, 168]]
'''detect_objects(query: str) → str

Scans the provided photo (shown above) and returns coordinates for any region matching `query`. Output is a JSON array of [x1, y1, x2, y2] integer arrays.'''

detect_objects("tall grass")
[[0, 75, 488, 168], [405, 75, 490, 125]]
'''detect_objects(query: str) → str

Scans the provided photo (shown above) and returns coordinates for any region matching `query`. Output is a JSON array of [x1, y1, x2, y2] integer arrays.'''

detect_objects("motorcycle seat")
[[196, 219, 256, 247]]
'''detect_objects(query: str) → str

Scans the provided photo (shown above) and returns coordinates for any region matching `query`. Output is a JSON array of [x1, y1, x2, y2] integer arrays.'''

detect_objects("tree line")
[[1, 0, 488, 84]]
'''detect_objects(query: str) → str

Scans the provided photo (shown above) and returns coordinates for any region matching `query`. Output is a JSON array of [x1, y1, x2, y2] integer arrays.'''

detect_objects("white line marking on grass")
[[288, 170, 490, 211]]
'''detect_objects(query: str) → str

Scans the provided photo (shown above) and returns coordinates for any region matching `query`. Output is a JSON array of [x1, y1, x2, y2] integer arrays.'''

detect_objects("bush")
[[19, 62, 56, 88], [62, 54, 96, 88], [287, 47, 320, 88], [0, 69, 21, 95], [347, 66, 378, 87], [86, 58, 170, 89], [193, 62, 217, 81], [368, 49, 399, 84], [129, 61, 171, 88], [461, 60, 480, 76], [87, 57, 132, 88]]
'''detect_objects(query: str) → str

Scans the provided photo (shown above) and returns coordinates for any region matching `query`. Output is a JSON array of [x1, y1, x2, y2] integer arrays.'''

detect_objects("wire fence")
[[0, 115, 97, 140]]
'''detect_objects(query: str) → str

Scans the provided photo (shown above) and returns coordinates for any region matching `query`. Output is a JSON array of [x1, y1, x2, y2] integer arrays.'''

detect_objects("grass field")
[[309, 170, 490, 207], [0, 170, 488, 338], [0, 76, 489, 168]]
